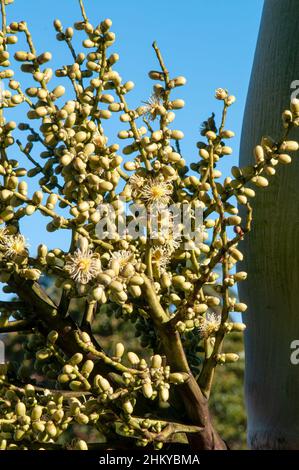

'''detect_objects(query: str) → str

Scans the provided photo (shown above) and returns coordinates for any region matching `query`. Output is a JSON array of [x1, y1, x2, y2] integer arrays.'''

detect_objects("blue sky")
[[3, 0, 263, 253]]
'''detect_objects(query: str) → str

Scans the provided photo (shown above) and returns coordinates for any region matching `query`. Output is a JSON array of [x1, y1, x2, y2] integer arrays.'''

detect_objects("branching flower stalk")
[[0, 0, 297, 451]]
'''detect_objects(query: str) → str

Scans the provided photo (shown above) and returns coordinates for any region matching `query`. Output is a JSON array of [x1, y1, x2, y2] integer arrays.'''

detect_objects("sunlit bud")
[[199, 148, 210, 159], [173, 76, 187, 86], [252, 175, 268, 187], [142, 382, 153, 399], [37, 52, 52, 64], [170, 99, 185, 109], [159, 385, 169, 402], [70, 353, 83, 365], [171, 130, 184, 140], [205, 130, 217, 140], [231, 322, 246, 332], [115, 342, 125, 358], [151, 354, 162, 369], [53, 19, 63, 31], [82, 360, 94, 377], [279, 140, 299, 152], [124, 81, 134, 91], [226, 95, 236, 105], [216, 353, 239, 364], [234, 302, 248, 313], [122, 400, 133, 414], [227, 215, 241, 226], [233, 271, 247, 282], [73, 440, 88, 450], [148, 70, 164, 80], [230, 247, 243, 261], [221, 146, 233, 155], [290, 98, 299, 114], [221, 130, 235, 138], [127, 352, 140, 366], [215, 88, 228, 100], [16, 402, 26, 416]]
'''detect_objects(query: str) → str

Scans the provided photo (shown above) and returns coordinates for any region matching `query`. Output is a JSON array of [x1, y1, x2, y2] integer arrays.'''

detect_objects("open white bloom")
[[198, 312, 221, 338], [65, 248, 101, 285], [141, 178, 172, 208], [0, 227, 8, 245], [3, 233, 28, 258], [110, 250, 133, 268], [128, 174, 145, 198], [143, 94, 165, 121], [161, 230, 181, 251], [151, 246, 171, 273], [151, 224, 181, 251]]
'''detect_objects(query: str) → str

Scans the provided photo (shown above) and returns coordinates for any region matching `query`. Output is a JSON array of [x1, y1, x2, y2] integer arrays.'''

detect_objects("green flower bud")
[[97, 375, 111, 391], [127, 351, 140, 366], [277, 153, 292, 164], [128, 285, 142, 297], [52, 409, 64, 423], [148, 70, 164, 80], [47, 331, 58, 344], [58, 374, 70, 384], [81, 332, 91, 343], [194, 303, 208, 314], [159, 385, 169, 402], [171, 129, 184, 140], [32, 421, 45, 433], [81, 360, 94, 377], [91, 285, 104, 301], [14, 429, 25, 441], [229, 247, 243, 262], [151, 354, 162, 369], [254, 145, 264, 163], [36, 348, 50, 361], [122, 400, 133, 414], [73, 439, 88, 450], [227, 215, 242, 226], [114, 342, 125, 358], [69, 380, 85, 391], [231, 322, 246, 332], [109, 279, 123, 292], [252, 175, 268, 187], [16, 402, 26, 417], [46, 421, 57, 437], [233, 271, 247, 282], [234, 302, 247, 313], [280, 140, 299, 152], [70, 353, 83, 365], [75, 413, 89, 425], [31, 405, 43, 421], [169, 372, 188, 384], [170, 99, 185, 109]]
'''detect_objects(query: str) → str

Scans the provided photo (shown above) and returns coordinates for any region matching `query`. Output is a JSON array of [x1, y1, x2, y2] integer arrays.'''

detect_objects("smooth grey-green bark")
[[239, 0, 299, 449]]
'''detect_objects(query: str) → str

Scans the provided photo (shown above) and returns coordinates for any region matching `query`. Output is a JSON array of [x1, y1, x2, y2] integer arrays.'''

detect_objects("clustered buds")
[[0, 0, 297, 451]]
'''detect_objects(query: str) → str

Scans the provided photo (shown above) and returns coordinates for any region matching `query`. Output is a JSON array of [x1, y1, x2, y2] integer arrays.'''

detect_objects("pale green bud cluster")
[[0, 0, 297, 452]]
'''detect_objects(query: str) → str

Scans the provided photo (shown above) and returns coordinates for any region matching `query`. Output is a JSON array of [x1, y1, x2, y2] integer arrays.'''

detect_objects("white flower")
[[143, 94, 165, 121], [198, 312, 221, 338], [151, 217, 181, 251], [151, 246, 170, 273], [141, 178, 172, 208], [65, 248, 101, 285], [0, 227, 8, 245], [3, 233, 28, 259], [110, 250, 133, 268], [127, 174, 145, 198]]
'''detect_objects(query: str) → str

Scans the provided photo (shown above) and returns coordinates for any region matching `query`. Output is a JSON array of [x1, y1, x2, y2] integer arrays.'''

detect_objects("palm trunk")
[[239, 0, 299, 449]]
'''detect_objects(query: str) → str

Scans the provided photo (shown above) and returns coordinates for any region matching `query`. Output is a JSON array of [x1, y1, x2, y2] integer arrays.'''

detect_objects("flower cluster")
[[0, 0, 297, 452]]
